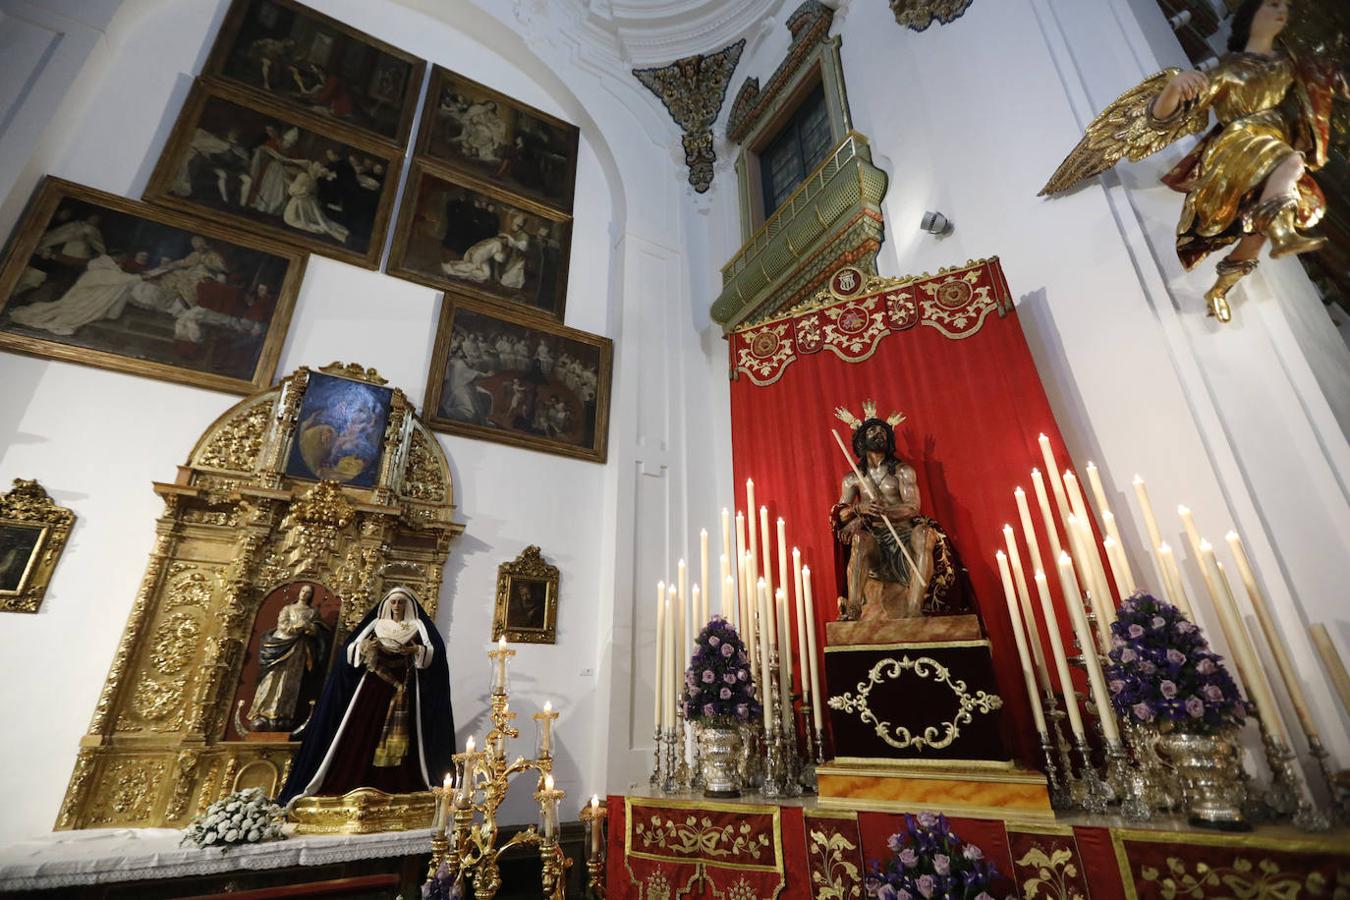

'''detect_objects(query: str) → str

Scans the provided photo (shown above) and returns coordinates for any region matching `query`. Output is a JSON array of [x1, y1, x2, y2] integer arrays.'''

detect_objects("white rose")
[[224, 829, 239, 842], [248, 829, 260, 842]]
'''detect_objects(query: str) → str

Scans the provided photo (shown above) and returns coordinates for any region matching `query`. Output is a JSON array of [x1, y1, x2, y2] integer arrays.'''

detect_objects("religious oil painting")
[[284, 371, 394, 488], [145, 80, 401, 269], [0, 178, 304, 394], [388, 162, 572, 320], [206, 0, 425, 146], [492, 546, 559, 644], [417, 66, 579, 211], [0, 524, 43, 595], [424, 296, 611, 462]]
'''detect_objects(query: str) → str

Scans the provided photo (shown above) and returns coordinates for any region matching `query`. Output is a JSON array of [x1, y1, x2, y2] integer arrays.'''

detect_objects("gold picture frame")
[[493, 546, 558, 644], [204, 0, 427, 148], [0, 177, 305, 394], [423, 293, 612, 462], [387, 160, 572, 321], [0, 479, 76, 614], [144, 79, 404, 270]]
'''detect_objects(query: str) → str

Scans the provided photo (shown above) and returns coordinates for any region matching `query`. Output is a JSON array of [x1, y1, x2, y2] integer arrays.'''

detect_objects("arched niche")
[[56, 363, 463, 830]]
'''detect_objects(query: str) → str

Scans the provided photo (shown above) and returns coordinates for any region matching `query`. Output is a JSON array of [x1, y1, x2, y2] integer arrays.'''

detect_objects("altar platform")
[[607, 788, 1350, 900]]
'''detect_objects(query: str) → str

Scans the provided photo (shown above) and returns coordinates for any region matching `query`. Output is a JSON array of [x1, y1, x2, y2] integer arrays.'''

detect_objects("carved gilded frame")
[[492, 545, 559, 644], [0, 479, 76, 614]]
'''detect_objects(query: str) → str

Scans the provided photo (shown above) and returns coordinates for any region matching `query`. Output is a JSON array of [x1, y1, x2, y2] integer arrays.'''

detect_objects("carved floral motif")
[[89, 758, 168, 825], [402, 428, 447, 502], [195, 399, 271, 471]]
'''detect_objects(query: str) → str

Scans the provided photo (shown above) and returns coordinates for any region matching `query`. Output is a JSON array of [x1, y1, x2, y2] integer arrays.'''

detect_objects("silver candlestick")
[[1308, 736, 1349, 824], [799, 697, 819, 794], [1039, 729, 1070, 809], [1105, 739, 1150, 821], [661, 726, 679, 794], [1074, 738, 1111, 815], [649, 725, 662, 790], [1261, 731, 1330, 832]]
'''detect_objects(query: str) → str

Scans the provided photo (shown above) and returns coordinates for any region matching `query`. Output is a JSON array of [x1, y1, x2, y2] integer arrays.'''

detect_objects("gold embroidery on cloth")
[[827, 655, 1003, 750], [809, 827, 863, 900]]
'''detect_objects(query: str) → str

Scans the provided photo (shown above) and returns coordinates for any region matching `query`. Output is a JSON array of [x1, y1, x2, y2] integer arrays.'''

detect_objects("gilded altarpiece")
[[56, 363, 463, 830]]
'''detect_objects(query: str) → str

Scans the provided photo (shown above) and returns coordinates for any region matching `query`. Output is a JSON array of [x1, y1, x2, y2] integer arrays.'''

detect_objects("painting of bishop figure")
[[424, 296, 611, 462], [0, 178, 303, 393], [284, 371, 393, 488], [417, 66, 579, 211], [145, 81, 401, 269], [389, 162, 572, 320], [206, 0, 425, 145]]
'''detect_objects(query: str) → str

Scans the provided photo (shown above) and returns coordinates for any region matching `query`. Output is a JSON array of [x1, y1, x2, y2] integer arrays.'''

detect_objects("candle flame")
[[777, 517, 785, 524], [1034, 570, 1047, 581], [544, 700, 553, 713], [1103, 511, 1115, 522], [667, 585, 675, 596], [445, 772, 453, 787], [1178, 505, 1190, 515], [1225, 530, 1239, 541], [1058, 551, 1072, 563], [1103, 536, 1116, 547], [996, 549, 1007, 560], [802, 565, 810, 574], [700, 528, 708, 536], [467, 736, 476, 752], [1132, 474, 1144, 485], [1014, 486, 1025, 496], [1038, 432, 1048, 441], [1002, 523, 1013, 533], [757, 577, 766, 586], [591, 794, 599, 808], [544, 773, 555, 790], [1158, 542, 1172, 554], [498, 636, 506, 650], [1086, 461, 1097, 470], [1199, 539, 1213, 552]]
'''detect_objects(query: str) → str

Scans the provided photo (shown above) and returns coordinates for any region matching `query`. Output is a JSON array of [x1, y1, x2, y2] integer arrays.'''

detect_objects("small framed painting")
[[205, 0, 426, 147], [416, 66, 579, 211], [144, 79, 402, 269], [388, 161, 571, 320], [0, 177, 303, 393], [284, 370, 395, 488], [492, 546, 558, 644], [0, 479, 76, 615], [423, 295, 611, 463]]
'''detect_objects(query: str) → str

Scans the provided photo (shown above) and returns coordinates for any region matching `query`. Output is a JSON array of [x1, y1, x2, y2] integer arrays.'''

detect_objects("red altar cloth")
[[728, 258, 1088, 765], [606, 794, 1350, 900]]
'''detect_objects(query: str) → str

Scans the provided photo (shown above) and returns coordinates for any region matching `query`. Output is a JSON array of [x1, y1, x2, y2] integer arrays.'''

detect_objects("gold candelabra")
[[427, 639, 570, 899]]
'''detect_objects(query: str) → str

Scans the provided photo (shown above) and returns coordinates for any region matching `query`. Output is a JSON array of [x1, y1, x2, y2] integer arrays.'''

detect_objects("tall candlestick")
[[438, 772, 452, 835], [744, 551, 759, 685], [725, 575, 736, 624], [666, 586, 677, 730], [1156, 543, 1194, 617], [535, 700, 558, 758], [1015, 486, 1046, 574], [996, 551, 1047, 734], [803, 566, 823, 735], [759, 506, 774, 598], [655, 580, 666, 731], [1084, 462, 1110, 522], [1057, 552, 1119, 744], [1132, 475, 1162, 552], [1034, 570, 1085, 739], [1038, 434, 1072, 536], [746, 480, 758, 583], [677, 560, 688, 687], [1309, 624, 1350, 721], [700, 529, 710, 624], [493, 635, 510, 694], [1003, 525, 1052, 694], [735, 513, 749, 635], [1065, 469, 1115, 614], [589, 795, 602, 860], [1177, 506, 1202, 561], [1101, 511, 1135, 592], [1066, 513, 1113, 652], [756, 578, 774, 733], [692, 584, 703, 632], [1102, 537, 1131, 601], [793, 548, 808, 703], [776, 518, 789, 612], [1225, 531, 1319, 742], [1031, 469, 1066, 569], [776, 587, 793, 734]]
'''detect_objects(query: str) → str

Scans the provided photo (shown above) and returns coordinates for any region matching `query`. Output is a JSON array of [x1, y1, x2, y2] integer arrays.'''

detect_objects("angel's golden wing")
[[1039, 68, 1211, 196]]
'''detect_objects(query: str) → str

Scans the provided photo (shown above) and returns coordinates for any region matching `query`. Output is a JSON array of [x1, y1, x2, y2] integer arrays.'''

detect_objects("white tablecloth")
[[0, 825, 432, 891]]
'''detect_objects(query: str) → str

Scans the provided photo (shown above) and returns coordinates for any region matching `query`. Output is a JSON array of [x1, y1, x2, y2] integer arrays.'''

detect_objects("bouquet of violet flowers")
[[1104, 593, 1247, 735], [866, 812, 1007, 900], [181, 787, 286, 850], [682, 616, 760, 726]]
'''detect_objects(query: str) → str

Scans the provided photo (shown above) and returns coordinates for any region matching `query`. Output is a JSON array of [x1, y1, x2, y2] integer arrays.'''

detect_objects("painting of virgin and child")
[[284, 371, 393, 489], [146, 81, 401, 268], [0, 178, 303, 393]]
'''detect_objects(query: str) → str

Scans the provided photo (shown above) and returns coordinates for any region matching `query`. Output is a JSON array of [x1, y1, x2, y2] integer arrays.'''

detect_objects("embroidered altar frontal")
[[824, 640, 1008, 763]]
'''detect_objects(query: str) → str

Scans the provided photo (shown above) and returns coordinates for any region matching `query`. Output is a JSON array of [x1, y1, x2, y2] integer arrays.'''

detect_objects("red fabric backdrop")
[[728, 259, 1084, 767]]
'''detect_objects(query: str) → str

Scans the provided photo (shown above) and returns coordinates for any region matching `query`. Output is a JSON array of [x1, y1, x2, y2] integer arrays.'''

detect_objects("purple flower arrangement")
[[682, 616, 760, 725], [1104, 593, 1247, 735], [866, 812, 1007, 900]]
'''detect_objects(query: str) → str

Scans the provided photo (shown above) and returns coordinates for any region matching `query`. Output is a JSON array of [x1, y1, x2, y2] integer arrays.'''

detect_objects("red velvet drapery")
[[728, 259, 1081, 767]]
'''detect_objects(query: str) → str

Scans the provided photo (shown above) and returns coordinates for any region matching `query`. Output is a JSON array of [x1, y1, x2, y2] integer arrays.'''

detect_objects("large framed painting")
[[388, 162, 572, 320], [284, 370, 395, 488], [204, 0, 426, 147], [0, 177, 304, 393], [416, 66, 579, 211], [0, 479, 76, 615], [424, 295, 611, 462], [144, 80, 402, 269]]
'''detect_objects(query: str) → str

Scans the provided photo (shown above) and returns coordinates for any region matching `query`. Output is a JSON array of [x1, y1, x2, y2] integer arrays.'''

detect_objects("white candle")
[[537, 700, 555, 756], [1132, 475, 1162, 552], [746, 480, 758, 581], [776, 587, 793, 734], [720, 554, 730, 617], [1015, 486, 1046, 574], [692, 584, 702, 633], [1101, 511, 1135, 592], [542, 774, 557, 839], [722, 509, 732, 574], [743, 551, 758, 684], [759, 506, 774, 598], [756, 578, 773, 733], [776, 518, 789, 611], [997, 551, 1047, 734], [793, 548, 808, 703], [1102, 537, 1131, 601], [1066, 513, 1113, 653], [735, 513, 748, 633], [666, 586, 677, 729], [725, 575, 736, 624], [1038, 434, 1073, 537], [1226, 531, 1318, 742], [1031, 469, 1066, 568], [1177, 505, 1202, 561], [1157, 543, 1194, 617], [1309, 624, 1350, 721], [677, 560, 687, 681], [1002, 525, 1052, 695], [494, 636, 508, 694], [803, 565, 823, 734], [589, 795, 602, 860], [654, 581, 665, 731], [1065, 469, 1115, 615], [1084, 462, 1110, 522], [437, 772, 452, 834], [1057, 551, 1119, 744], [1034, 569, 1085, 739], [700, 529, 710, 623]]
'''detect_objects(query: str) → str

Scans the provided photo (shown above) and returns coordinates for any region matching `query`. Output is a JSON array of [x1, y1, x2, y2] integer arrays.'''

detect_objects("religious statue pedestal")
[[816, 761, 1054, 821], [288, 788, 436, 835]]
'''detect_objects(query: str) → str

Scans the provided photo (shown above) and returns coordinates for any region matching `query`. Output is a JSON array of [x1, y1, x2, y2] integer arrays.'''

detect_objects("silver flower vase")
[[1157, 729, 1250, 831], [696, 722, 744, 798]]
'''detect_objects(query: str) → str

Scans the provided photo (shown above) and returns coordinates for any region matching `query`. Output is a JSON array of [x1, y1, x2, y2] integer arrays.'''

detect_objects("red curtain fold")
[[728, 258, 1084, 768]]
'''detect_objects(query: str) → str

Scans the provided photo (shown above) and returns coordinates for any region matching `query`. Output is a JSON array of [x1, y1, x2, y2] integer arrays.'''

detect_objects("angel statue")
[[1041, 0, 1346, 323]]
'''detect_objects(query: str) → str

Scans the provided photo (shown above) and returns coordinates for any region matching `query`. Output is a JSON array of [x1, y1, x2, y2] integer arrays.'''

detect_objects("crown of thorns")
[[833, 400, 905, 432]]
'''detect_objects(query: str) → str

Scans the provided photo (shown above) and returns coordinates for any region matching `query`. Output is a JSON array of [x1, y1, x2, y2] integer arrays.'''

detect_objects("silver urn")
[[696, 722, 744, 798], [1156, 729, 1249, 831]]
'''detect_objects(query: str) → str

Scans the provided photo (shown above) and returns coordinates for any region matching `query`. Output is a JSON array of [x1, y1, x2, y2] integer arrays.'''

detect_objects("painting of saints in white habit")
[[0, 178, 303, 393], [284, 371, 393, 489], [145, 82, 401, 269]]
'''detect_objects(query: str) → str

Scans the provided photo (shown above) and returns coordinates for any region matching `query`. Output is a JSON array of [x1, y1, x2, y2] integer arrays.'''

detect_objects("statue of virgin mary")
[[279, 587, 454, 805]]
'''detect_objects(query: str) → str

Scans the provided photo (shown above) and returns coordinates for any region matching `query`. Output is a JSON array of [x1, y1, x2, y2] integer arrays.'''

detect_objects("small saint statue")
[[246, 584, 330, 733], [279, 587, 455, 805], [830, 402, 966, 621]]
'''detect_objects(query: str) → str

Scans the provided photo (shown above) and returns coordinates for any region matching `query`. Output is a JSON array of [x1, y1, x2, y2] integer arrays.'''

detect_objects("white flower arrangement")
[[181, 787, 287, 850]]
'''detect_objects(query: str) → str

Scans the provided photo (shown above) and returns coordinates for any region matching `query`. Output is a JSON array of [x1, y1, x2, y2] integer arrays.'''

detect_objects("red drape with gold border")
[[728, 258, 1083, 766]]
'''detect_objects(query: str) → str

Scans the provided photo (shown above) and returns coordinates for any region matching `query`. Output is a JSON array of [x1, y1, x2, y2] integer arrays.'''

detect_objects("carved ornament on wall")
[[890, 0, 974, 32]]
